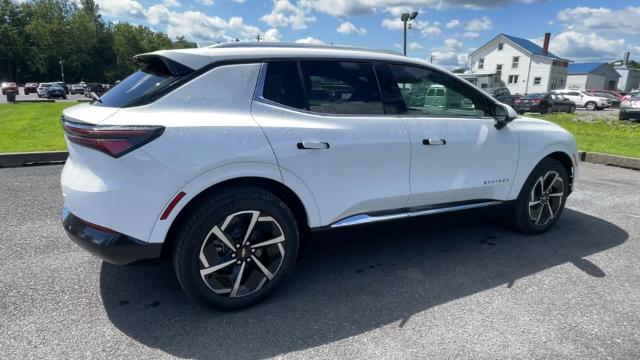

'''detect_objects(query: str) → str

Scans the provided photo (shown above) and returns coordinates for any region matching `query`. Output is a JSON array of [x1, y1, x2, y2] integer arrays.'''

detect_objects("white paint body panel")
[[61, 44, 578, 247]]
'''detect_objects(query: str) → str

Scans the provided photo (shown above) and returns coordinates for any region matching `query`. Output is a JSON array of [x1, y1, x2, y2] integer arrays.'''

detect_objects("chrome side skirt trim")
[[330, 201, 504, 228]]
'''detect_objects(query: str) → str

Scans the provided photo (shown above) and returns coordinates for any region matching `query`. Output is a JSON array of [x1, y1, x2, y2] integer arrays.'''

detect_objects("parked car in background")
[[60, 44, 579, 310], [46, 83, 67, 99], [1, 81, 19, 95], [619, 95, 640, 121], [24, 82, 39, 95], [37, 82, 53, 97], [70, 83, 85, 95], [586, 89, 624, 100], [55, 82, 70, 94], [485, 87, 520, 106], [551, 90, 608, 111], [587, 91, 621, 108], [513, 93, 576, 114], [84, 82, 106, 97]]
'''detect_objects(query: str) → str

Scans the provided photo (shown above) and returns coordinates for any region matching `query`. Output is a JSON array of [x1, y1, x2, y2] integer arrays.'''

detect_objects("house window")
[[512, 56, 520, 69], [533, 77, 541, 85], [481, 83, 488, 89], [478, 58, 484, 70], [498, 43, 504, 51], [550, 78, 557, 89], [496, 64, 503, 74], [559, 79, 565, 88], [508, 75, 519, 84]]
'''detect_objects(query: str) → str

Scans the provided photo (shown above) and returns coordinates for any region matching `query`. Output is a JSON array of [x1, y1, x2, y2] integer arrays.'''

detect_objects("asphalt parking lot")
[[0, 87, 87, 103], [1, 163, 639, 359]]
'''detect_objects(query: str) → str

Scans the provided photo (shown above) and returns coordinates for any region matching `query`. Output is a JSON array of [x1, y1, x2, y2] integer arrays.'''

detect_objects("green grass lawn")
[[1, 103, 639, 158], [534, 113, 640, 159], [0, 102, 75, 153]]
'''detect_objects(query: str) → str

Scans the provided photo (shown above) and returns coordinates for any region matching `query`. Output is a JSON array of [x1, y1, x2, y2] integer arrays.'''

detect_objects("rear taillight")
[[61, 118, 164, 158]]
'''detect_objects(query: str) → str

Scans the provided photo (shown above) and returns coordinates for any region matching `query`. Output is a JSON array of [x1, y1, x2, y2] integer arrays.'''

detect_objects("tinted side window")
[[300, 61, 384, 115], [383, 64, 492, 117], [262, 61, 306, 110]]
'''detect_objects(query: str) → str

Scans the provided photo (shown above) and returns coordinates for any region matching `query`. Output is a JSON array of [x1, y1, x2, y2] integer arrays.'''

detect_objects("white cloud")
[[96, 0, 145, 19], [465, 16, 492, 31], [462, 31, 479, 39], [163, 0, 181, 8], [446, 19, 461, 29], [295, 36, 325, 44], [306, 0, 545, 17], [557, 6, 640, 36], [544, 31, 633, 62], [263, 28, 281, 42], [382, 18, 441, 37], [408, 42, 423, 50], [261, 0, 315, 30], [231, 0, 246, 3], [444, 38, 462, 49], [198, 0, 214, 5], [337, 22, 367, 36]]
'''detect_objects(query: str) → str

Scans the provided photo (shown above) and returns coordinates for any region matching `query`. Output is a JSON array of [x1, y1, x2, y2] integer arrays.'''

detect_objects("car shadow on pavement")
[[100, 208, 627, 359]]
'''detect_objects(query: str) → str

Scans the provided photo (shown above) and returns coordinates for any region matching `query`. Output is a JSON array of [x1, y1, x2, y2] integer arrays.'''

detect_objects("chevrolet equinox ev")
[[61, 43, 579, 310]]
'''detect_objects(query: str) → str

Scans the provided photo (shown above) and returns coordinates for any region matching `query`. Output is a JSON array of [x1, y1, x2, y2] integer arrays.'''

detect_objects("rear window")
[[93, 56, 194, 108]]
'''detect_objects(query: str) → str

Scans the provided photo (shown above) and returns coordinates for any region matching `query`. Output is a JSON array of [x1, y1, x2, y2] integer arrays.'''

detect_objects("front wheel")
[[585, 101, 597, 111], [505, 158, 569, 234], [567, 105, 576, 113], [173, 186, 300, 310]]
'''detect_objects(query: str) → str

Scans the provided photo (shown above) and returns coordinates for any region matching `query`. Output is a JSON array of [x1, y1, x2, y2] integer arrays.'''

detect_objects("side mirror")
[[494, 103, 517, 129]]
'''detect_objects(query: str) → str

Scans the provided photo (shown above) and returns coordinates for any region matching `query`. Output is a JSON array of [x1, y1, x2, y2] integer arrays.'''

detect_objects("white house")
[[566, 63, 620, 91], [464, 33, 570, 94]]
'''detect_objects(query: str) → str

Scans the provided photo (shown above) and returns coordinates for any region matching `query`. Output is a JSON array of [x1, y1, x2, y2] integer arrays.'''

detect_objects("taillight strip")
[[61, 117, 164, 158]]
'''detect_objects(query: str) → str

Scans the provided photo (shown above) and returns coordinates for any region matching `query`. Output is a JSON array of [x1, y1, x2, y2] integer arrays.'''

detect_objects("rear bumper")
[[62, 206, 162, 265]]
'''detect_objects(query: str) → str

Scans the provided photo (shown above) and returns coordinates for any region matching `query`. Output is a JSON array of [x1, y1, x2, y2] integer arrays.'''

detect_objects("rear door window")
[[262, 61, 306, 110], [299, 61, 384, 115]]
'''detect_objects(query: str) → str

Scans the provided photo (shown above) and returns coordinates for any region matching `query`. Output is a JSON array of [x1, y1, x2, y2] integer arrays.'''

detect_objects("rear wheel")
[[619, 112, 627, 121], [567, 105, 576, 113], [505, 158, 569, 234], [173, 186, 299, 310], [585, 101, 597, 111]]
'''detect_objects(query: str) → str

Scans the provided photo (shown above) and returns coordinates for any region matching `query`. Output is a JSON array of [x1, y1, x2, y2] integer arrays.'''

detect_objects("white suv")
[[551, 89, 608, 111], [60, 44, 578, 309]]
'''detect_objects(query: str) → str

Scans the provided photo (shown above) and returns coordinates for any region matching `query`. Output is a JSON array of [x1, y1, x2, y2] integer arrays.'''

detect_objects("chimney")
[[624, 52, 631, 67], [542, 33, 551, 55]]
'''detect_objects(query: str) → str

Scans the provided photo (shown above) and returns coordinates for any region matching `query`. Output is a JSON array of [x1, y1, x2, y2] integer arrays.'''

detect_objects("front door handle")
[[422, 139, 447, 146], [297, 141, 330, 150]]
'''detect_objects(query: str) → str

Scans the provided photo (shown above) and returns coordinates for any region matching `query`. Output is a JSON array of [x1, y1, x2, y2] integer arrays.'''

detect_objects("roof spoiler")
[[132, 54, 195, 77]]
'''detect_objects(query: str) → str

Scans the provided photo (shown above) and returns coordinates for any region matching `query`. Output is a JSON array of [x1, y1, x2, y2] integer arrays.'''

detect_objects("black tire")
[[568, 105, 576, 114], [585, 101, 597, 111], [173, 186, 300, 310], [505, 158, 569, 235], [619, 112, 627, 121]]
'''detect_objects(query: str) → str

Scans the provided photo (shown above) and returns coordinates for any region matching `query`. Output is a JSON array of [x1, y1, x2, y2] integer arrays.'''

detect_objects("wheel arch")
[[160, 176, 310, 259]]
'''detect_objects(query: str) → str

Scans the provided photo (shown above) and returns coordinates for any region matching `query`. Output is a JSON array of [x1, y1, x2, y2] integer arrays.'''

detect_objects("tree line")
[[0, 0, 195, 84]]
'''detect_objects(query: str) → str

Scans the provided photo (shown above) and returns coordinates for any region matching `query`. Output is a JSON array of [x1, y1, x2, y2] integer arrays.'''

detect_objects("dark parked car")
[[47, 84, 67, 99], [513, 93, 576, 114], [587, 91, 621, 108], [1, 81, 19, 95], [24, 82, 39, 95], [619, 95, 640, 121], [84, 82, 106, 97]]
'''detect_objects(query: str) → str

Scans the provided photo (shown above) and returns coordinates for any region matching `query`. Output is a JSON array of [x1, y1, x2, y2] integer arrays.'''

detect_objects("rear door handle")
[[422, 139, 446, 146], [297, 141, 330, 150]]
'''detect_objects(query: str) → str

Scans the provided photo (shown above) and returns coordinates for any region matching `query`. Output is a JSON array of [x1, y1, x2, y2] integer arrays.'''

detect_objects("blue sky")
[[96, 0, 640, 68]]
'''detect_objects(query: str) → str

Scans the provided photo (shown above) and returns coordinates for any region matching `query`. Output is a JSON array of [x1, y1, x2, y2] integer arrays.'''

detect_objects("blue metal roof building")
[[566, 62, 620, 90]]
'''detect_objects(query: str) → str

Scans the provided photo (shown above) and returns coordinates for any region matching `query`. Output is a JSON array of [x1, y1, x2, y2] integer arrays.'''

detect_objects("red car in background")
[[24, 82, 39, 95], [1, 81, 19, 95], [586, 89, 625, 100]]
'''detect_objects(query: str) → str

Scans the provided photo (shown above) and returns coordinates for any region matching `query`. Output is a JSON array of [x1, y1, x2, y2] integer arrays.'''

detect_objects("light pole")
[[59, 59, 65, 83], [401, 11, 418, 56]]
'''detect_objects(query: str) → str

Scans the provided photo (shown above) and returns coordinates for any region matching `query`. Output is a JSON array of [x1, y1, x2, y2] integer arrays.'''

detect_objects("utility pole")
[[401, 11, 418, 56], [59, 59, 65, 83], [256, 34, 261, 42], [429, 55, 435, 64]]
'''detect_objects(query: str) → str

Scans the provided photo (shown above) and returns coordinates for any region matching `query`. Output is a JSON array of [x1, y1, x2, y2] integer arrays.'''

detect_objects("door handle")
[[297, 141, 330, 150], [422, 139, 447, 146]]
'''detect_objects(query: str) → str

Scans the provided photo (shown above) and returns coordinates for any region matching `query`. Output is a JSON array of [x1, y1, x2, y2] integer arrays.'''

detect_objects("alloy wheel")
[[528, 171, 564, 226], [198, 210, 286, 298]]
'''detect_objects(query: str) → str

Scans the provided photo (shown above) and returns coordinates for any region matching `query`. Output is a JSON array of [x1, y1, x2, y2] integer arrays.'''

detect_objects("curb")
[[580, 151, 640, 170], [1, 150, 639, 170], [0, 151, 68, 168]]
